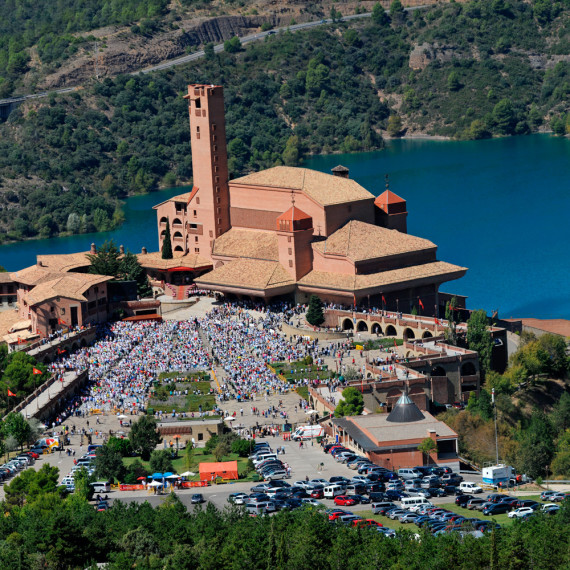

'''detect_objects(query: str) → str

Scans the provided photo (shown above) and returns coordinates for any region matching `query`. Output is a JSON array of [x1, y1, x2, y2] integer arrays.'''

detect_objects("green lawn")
[[158, 371, 210, 381], [149, 380, 215, 413], [296, 386, 309, 401], [273, 360, 336, 383]]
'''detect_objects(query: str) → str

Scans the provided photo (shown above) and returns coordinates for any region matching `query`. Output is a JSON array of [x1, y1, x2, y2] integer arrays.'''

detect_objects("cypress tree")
[[306, 295, 324, 327], [161, 219, 173, 259]]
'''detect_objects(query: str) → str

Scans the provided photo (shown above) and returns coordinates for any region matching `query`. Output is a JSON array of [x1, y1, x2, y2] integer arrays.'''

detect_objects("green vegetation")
[[356, 338, 404, 351], [334, 386, 364, 417], [87, 239, 153, 297], [466, 309, 493, 375], [296, 386, 309, 401], [161, 218, 173, 259], [128, 415, 161, 461], [272, 360, 335, 384], [0, 3, 568, 241], [149, 380, 215, 413], [306, 294, 325, 327], [0, 348, 47, 413], [0, 0, 169, 97], [441, 331, 570, 478]]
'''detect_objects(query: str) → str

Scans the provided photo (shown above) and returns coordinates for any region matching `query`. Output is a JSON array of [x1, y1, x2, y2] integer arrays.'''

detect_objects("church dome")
[[386, 391, 425, 423]]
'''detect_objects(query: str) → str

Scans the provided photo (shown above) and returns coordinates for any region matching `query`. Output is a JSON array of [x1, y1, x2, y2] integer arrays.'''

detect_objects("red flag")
[[33, 367, 43, 375], [58, 318, 66, 325], [17, 337, 26, 345], [394, 339, 397, 347], [435, 318, 440, 325], [7, 389, 16, 397], [382, 295, 386, 305], [353, 294, 356, 308], [418, 298, 424, 310]]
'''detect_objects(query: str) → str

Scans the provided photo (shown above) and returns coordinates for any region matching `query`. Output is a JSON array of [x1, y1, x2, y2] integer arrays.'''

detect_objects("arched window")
[[174, 245, 184, 252], [173, 231, 183, 239], [357, 320, 369, 332], [422, 331, 433, 339], [385, 325, 397, 336], [173, 218, 182, 226], [371, 323, 382, 335], [461, 362, 477, 376], [404, 328, 415, 340], [160, 217, 168, 224], [342, 318, 354, 330]]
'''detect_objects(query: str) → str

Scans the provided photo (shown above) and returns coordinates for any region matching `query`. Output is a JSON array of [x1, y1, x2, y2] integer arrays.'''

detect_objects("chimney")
[[331, 165, 349, 179], [119, 245, 125, 254], [90, 243, 96, 254], [141, 247, 147, 255]]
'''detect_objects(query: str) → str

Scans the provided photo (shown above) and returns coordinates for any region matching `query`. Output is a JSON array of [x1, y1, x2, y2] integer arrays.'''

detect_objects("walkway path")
[[17, 370, 81, 420]]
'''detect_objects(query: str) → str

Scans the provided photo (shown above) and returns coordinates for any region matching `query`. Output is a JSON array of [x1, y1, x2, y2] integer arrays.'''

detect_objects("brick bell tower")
[[183, 84, 231, 259]]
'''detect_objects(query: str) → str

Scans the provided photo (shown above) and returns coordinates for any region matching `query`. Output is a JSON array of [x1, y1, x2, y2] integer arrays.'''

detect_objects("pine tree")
[[119, 251, 153, 298], [87, 240, 120, 276], [161, 219, 173, 260], [306, 295, 324, 327]]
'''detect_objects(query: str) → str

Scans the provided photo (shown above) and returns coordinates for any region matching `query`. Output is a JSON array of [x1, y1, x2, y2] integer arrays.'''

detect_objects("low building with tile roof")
[[10, 258, 113, 338], [330, 389, 459, 471], [151, 84, 467, 314]]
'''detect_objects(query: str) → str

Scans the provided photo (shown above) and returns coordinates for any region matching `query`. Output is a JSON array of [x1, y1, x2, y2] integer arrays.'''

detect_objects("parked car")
[[328, 509, 352, 521], [400, 512, 419, 523], [482, 503, 511, 516], [334, 495, 357, 507], [508, 507, 535, 519], [352, 519, 383, 528], [228, 493, 248, 504], [513, 499, 539, 510], [441, 473, 463, 485], [191, 494, 205, 504], [456, 495, 471, 507], [388, 509, 408, 520], [350, 494, 371, 505], [540, 490, 558, 501]]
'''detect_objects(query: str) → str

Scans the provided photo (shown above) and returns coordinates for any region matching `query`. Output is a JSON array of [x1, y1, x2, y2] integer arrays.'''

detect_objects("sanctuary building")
[[149, 84, 466, 315]]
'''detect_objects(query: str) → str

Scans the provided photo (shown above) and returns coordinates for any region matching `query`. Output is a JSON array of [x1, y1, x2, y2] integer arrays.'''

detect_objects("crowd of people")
[[45, 319, 212, 427], [41, 299, 363, 430]]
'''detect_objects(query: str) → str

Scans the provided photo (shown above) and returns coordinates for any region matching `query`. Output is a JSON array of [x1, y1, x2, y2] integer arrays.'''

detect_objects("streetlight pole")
[[492, 388, 499, 464]]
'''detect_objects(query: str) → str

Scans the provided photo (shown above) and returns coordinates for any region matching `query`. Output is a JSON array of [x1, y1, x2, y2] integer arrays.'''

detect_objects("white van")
[[459, 482, 483, 494], [400, 496, 432, 512], [91, 481, 111, 493], [323, 484, 345, 499], [291, 425, 324, 441]]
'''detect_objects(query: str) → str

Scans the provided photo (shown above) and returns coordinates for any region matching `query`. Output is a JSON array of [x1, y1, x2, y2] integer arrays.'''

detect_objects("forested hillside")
[[0, 1, 568, 242], [0, 0, 170, 97]]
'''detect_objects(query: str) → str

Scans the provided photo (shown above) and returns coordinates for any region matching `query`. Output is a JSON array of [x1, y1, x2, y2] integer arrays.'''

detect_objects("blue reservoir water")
[[305, 134, 570, 320], [1, 134, 568, 319]]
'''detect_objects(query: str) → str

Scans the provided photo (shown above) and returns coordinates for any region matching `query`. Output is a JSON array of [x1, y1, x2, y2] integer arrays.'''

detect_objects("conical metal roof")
[[386, 391, 425, 423]]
